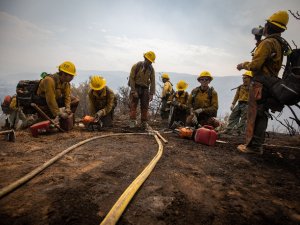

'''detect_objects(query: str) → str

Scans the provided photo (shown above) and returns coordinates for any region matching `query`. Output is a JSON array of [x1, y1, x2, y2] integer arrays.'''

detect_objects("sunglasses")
[[199, 78, 210, 82]]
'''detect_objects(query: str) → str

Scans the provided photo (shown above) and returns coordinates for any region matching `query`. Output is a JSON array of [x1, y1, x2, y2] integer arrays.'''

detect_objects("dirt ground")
[[0, 118, 300, 225]]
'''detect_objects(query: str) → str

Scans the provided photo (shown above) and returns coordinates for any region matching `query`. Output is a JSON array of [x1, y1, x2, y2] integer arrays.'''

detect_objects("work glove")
[[149, 94, 153, 102], [95, 110, 105, 119], [237, 63, 243, 71], [192, 115, 198, 124], [53, 116, 60, 126], [173, 101, 181, 108], [230, 104, 234, 111], [65, 108, 72, 114], [131, 91, 138, 98], [59, 112, 69, 119], [194, 108, 203, 115]]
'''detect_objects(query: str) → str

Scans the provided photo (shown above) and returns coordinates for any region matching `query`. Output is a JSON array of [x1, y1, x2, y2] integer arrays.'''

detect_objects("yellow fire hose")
[[100, 134, 163, 225]]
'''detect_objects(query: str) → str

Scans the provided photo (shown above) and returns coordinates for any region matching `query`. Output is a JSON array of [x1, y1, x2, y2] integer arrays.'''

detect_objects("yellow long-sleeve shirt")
[[129, 61, 155, 95], [161, 81, 173, 98], [88, 87, 115, 116], [168, 91, 189, 110], [188, 87, 218, 117], [36, 73, 71, 117], [232, 85, 250, 105], [242, 34, 283, 77]]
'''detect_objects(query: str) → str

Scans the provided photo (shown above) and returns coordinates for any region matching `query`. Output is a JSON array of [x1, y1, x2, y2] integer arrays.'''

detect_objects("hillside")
[[0, 117, 299, 225]]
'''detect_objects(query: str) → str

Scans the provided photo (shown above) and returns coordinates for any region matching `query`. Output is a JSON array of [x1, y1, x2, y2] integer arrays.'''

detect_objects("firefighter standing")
[[236, 10, 289, 155], [186, 71, 219, 128], [222, 71, 252, 135], [160, 73, 173, 120], [88, 75, 115, 127], [167, 80, 189, 128], [36, 61, 79, 123], [129, 51, 156, 129]]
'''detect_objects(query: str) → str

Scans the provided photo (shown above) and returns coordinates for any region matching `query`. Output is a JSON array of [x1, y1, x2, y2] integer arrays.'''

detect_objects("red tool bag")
[[194, 125, 217, 146], [30, 120, 51, 137]]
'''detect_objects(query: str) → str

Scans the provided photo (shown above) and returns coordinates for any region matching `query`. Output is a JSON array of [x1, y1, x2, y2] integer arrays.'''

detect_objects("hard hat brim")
[[58, 67, 77, 76], [90, 83, 106, 91], [144, 54, 155, 63], [267, 20, 287, 30]]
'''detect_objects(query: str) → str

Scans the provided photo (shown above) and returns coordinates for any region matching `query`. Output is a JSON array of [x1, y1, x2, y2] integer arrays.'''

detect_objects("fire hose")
[[0, 130, 166, 225]]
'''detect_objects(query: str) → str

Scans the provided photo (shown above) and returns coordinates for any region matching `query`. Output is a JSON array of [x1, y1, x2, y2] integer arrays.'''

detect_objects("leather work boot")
[[237, 144, 263, 155], [129, 120, 136, 128]]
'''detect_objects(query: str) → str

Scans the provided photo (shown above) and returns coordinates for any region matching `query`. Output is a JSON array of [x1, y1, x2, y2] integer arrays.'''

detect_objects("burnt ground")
[[0, 118, 299, 225]]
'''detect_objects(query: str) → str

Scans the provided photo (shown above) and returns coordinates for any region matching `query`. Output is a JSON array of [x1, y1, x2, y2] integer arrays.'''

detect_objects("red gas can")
[[30, 120, 51, 137], [194, 125, 217, 146]]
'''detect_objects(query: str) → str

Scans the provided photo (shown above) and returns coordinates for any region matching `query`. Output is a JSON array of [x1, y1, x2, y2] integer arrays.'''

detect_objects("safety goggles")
[[199, 78, 211, 82]]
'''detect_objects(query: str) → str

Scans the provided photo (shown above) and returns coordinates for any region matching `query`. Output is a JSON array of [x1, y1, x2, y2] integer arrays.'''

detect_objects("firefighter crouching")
[[128, 51, 156, 129], [36, 61, 79, 123], [186, 71, 220, 128], [160, 73, 173, 120], [222, 71, 252, 135], [167, 80, 189, 128], [88, 75, 116, 127]]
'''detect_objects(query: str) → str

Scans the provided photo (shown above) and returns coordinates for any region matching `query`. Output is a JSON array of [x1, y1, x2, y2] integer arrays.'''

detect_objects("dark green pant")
[[226, 102, 248, 133]]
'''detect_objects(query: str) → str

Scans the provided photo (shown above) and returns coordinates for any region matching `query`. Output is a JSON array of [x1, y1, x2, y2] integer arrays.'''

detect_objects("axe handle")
[[31, 103, 65, 132]]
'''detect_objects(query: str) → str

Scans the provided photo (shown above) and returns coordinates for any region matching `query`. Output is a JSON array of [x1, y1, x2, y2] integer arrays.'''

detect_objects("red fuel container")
[[30, 120, 51, 137], [194, 125, 217, 146]]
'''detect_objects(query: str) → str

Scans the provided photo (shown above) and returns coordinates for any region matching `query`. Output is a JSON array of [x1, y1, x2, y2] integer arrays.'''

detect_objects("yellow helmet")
[[176, 80, 188, 91], [267, 10, 289, 30], [90, 75, 106, 91], [161, 73, 170, 80], [198, 71, 213, 80], [243, 71, 253, 77], [58, 61, 77, 76], [144, 51, 156, 63]]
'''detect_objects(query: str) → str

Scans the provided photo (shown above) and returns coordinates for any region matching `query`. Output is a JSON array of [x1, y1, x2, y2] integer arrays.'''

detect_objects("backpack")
[[256, 35, 300, 106], [1, 95, 12, 114], [127, 61, 154, 87], [16, 73, 51, 114], [191, 87, 217, 117], [16, 80, 41, 113]]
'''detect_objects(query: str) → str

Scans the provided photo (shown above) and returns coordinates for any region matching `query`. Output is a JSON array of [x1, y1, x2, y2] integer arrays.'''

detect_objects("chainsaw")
[[174, 127, 195, 139], [81, 115, 103, 131]]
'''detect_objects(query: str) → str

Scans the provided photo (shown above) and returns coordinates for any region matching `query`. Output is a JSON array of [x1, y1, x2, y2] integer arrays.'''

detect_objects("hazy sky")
[[0, 0, 299, 77]]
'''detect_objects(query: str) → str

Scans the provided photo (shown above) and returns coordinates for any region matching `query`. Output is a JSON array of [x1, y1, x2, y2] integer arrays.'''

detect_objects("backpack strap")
[[208, 87, 214, 104]]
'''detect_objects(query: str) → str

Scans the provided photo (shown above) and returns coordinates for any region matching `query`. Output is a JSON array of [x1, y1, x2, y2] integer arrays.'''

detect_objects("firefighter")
[[128, 51, 156, 129], [236, 10, 289, 155], [36, 61, 79, 123], [160, 73, 173, 120], [186, 71, 219, 128], [88, 75, 115, 127], [167, 80, 189, 128], [222, 71, 253, 135]]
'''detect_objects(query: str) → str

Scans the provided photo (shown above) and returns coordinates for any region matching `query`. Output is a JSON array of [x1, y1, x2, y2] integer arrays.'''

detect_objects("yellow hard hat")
[[243, 71, 253, 77], [267, 10, 289, 30], [161, 73, 169, 80], [198, 71, 213, 80], [144, 51, 156, 63], [58, 61, 77, 76], [176, 80, 188, 91], [90, 75, 106, 91]]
